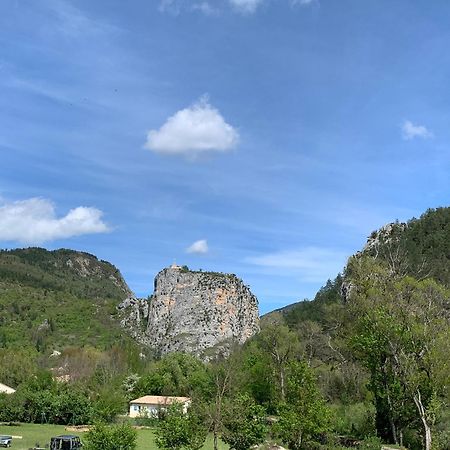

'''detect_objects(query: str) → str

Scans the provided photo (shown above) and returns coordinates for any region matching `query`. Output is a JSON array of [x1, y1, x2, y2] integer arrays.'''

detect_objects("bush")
[[84, 423, 137, 450], [331, 402, 376, 438], [92, 385, 127, 422], [155, 402, 207, 450], [357, 436, 382, 450], [222, 394, 267, 450]]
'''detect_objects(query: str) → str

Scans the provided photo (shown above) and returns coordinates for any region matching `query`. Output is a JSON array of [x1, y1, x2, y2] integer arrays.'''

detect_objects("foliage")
[[239, 340, 278, 409], [356, 436, 383, 450], [364, 207, 450, 287], [0, 348, 39, 388], [0, 375, 96, 425], [132, 353, 210, 399], [346, 255, 450, 449], [283, 275, 343, 327], [84, 422, 137, 450], [154, 402, 207, 450], [275, 361, 331, 449], [0, 247, 139, 353], [92, 384, 128, 422], [221, 393, 267, 450], [330, 402, 376, 439]]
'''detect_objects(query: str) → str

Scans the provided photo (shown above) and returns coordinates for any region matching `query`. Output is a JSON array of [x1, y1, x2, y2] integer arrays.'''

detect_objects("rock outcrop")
[[119, 265, 260, 360]]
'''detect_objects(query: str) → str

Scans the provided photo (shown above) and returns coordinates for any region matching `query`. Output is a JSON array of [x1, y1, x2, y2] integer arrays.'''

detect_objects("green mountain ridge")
[[0, 247, 134, 351], [266, 206, 450, 322]]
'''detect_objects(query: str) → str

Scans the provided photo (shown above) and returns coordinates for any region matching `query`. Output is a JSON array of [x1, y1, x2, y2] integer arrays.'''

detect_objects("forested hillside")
[[261, 207, 450, 449], [0, 247, 137, 356]]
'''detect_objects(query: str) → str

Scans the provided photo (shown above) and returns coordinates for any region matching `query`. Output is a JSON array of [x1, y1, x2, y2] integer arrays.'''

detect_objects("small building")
[[0, 382, 16, 394], [129, 395, 190, 418]]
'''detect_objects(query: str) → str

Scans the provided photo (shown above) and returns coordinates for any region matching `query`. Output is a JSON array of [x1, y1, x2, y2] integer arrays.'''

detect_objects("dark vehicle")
[[0, 436, 12, 448], [50, 435, 82, 450]]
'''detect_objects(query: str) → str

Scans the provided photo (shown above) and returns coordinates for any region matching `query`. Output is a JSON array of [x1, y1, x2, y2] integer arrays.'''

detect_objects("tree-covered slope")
[[267, 206, 450, 324], [0, 247, 134, 351], [362, 207, 450, 286], [261, 206, 450, 449]]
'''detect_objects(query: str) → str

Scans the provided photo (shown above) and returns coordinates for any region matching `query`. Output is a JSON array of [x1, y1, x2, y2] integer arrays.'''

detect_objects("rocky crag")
[[119, 265, 260, 360]]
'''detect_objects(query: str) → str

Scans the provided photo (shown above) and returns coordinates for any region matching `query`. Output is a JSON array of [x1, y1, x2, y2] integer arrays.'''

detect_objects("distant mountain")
[[0, 247, 133, 351]]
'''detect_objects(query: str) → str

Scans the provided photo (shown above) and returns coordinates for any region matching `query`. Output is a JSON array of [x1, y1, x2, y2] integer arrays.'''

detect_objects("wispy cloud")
[[159, 0, 313, 16], [192, 2, 219, 15], [0, 198, 109, 244], [186, 239, 209, 254], [145, 96, 239, 157], [401, 120, 433, 140], [159, 0, 182, 15], [246, 247, 348, 282], [229, 0, 264, 14], [45, 0, 118, 38], [291, 0, 316, 6]]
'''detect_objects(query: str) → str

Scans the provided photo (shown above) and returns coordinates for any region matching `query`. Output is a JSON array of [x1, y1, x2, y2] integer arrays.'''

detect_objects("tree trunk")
[[386, 392, 398, 445], [280, 365, 286, 402], [413, 389, 432, 450], [213, 430, 218, 450]]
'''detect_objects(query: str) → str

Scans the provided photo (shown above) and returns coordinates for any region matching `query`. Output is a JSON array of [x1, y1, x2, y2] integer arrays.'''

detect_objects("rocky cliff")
[[119, 265, 260, 360]]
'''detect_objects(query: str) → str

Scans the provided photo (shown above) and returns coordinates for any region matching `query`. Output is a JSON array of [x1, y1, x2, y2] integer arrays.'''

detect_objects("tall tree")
[[257, 319, 299, 401], [222, 393, 267, 450], [155, 402, 207, 450], [275, 361, 330, 450], [347, 256, 450, 450]]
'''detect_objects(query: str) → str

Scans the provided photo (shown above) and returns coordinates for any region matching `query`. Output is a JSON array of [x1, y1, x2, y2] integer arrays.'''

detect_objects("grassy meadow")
[[0, 423, 228, 450]]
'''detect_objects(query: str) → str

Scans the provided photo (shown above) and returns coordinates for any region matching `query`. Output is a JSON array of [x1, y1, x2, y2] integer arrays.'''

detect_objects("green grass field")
[[0, 423, 228, 450]]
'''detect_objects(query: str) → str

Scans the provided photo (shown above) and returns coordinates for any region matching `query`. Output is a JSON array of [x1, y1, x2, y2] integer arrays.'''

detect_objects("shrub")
[[84, 422, 137, 450], [331, 402, 376, 438]]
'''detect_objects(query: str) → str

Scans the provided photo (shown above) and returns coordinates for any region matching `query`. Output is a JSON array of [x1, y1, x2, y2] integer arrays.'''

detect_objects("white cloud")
[[229, 0, 264, 14], [246, 247, 348, 282], [401, 120, 433, 140], [186, 239, 209, 254], [145, 96, 239, 157], [0, 198, 109, 244]]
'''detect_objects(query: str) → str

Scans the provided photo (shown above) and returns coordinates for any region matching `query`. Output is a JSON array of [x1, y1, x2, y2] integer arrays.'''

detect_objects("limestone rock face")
[[120, 266, 260, 360]]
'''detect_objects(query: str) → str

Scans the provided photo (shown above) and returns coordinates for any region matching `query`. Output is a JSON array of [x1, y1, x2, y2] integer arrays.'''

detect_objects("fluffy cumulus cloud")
[[401, 120, 433, 140], [229, 0, 264, 14], [186, 239, 209, 254], [0, 198, 109, 244], [246, 247, 348, 282], [145, 97, 239, 157]]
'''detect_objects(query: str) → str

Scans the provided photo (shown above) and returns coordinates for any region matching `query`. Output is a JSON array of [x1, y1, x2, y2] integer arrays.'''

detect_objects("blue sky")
[[1, 0, 449, 313]]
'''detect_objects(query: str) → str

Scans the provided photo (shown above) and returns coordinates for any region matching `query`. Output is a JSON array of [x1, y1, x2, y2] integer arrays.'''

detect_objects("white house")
[[0, 382, 16, 394], [129, 395, 191, 418]]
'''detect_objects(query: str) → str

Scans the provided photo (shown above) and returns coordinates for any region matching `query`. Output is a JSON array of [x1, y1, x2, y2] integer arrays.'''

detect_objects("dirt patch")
[[65, 425, 91, 432]]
